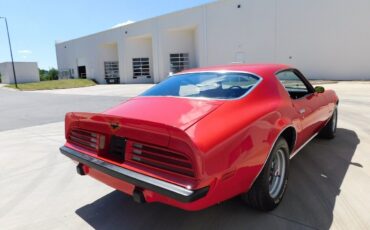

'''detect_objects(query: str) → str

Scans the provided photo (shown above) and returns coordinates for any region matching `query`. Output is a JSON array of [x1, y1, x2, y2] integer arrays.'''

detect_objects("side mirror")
[[314, 86, 325, 93]]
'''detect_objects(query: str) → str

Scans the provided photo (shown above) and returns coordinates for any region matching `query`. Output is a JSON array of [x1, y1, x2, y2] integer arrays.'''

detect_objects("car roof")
[[179, 64, 291, 79]]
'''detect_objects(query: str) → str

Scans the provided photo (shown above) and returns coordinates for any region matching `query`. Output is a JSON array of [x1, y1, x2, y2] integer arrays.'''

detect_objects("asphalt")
[[0, 82, 369, 230], [0, 89, 126, 131]]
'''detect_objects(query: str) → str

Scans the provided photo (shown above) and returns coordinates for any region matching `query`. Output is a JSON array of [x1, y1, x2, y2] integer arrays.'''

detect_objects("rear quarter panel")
[[324, 89, 339, 107], [185, 74, 297, 198]]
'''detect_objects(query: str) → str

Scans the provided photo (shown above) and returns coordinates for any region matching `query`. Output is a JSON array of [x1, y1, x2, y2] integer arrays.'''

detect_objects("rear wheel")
[[318, 106, 337, 139], [242, 138, 289, 211]]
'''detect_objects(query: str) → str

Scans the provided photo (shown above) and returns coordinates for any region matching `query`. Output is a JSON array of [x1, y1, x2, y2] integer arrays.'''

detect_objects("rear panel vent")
[[107, 135, 126, 162]]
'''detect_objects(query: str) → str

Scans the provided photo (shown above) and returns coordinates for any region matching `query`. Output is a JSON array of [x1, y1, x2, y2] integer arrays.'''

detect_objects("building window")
[[170, 53, 189, 73], [132, 58, 150, 79], [104, 62, 119, 79]]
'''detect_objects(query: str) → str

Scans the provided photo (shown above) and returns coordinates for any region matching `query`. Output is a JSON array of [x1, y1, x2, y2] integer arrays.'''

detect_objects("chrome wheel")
[[243, 138, 289, 211], [269, 149, 286, 199]]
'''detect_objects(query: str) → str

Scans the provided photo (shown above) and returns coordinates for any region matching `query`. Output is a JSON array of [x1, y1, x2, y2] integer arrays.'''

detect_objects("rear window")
[[140, 72, 261, 99]]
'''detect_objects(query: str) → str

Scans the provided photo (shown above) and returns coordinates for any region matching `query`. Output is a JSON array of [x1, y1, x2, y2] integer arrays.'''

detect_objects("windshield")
[[140, 72, 260, 99]]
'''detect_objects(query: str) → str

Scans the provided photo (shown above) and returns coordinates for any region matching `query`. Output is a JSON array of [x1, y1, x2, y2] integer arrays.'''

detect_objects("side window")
[[276, 71, 311, 99]]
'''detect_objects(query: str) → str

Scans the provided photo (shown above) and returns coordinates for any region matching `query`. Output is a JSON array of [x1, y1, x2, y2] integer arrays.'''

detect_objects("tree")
[[39, 68, 59, 81], [39, 68, 48, 81], [47, 68, 59, 80]]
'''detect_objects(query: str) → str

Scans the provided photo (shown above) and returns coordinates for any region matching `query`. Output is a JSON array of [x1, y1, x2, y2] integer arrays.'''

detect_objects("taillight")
[[69, 129, 105, 151], [128, 141, 195, 177]]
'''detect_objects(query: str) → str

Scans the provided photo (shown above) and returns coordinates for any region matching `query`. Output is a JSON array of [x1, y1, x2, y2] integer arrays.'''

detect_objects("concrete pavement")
[[0, 82, 369, 229]]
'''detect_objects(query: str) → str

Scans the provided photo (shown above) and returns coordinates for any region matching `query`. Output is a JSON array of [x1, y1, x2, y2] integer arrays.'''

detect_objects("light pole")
[[0, 16, 18, 88]]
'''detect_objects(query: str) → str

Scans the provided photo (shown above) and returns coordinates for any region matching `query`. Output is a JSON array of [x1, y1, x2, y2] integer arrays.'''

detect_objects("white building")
[[0, 62, 39, 84], [55, 0, 370, 84]]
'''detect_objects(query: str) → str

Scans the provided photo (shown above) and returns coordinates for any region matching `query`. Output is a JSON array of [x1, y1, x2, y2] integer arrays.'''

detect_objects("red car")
[[60, 64, 338, 211]]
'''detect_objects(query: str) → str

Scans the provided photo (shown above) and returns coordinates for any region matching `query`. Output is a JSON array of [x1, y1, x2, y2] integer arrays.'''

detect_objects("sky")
[[0, 0, 214, 70]]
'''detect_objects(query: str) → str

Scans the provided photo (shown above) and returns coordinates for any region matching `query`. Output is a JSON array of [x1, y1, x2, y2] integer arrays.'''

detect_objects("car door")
[[276, 69, 328, 147], [294, 70, 331, 133]]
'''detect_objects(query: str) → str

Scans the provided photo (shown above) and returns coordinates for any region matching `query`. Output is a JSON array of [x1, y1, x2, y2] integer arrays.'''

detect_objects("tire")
[[242, 138, 289, 211], [318, 106, 338, 139]]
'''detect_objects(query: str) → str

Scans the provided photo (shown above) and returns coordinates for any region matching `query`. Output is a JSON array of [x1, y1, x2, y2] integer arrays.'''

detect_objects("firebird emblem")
[[110, 122, 120, 130]]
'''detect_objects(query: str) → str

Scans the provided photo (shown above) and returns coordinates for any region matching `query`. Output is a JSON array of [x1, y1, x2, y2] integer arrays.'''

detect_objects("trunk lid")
[[103, 96, 223, 131]]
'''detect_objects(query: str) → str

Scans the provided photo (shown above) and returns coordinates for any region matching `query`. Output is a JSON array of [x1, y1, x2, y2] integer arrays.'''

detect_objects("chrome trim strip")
[[289, 132, 318, 159], [172, 70, 262, 77]]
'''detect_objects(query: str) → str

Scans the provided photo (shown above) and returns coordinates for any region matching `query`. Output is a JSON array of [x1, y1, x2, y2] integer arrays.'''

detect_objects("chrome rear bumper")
[[59, 146, 208, 202]]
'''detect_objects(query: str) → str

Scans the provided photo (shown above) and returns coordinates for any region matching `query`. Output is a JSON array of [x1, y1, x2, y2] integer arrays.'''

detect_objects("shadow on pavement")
[[76, 128, 359, 230]]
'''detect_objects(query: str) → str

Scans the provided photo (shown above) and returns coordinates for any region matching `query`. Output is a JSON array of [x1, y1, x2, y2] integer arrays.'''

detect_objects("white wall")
[[100, 43, 118, 62], [162, 28, 196, 75], [155, 6, 204, 81], [56, 28, 123, 83], [56, 0, 370, 81], [0, 62, 39, 84], [123, 36, 154, 83], [275, 0, 370, 80], [205, 0, 276, 65]]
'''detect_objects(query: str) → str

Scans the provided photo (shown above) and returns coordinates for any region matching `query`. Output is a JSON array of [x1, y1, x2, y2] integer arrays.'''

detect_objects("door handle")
[[299, 108, 306, 114]]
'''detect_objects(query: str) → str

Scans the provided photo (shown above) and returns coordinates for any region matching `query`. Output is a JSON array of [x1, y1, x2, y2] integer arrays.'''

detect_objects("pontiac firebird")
[[60, 64, 338, 211]]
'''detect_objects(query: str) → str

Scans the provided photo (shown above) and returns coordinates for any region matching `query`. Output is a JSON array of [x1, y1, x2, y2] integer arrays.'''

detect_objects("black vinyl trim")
[[59, 146, 209, 203]]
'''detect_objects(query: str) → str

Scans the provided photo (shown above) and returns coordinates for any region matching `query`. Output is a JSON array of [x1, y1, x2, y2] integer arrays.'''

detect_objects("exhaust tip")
[[76, 163, 86, 176], [133, 188, 146, 203]]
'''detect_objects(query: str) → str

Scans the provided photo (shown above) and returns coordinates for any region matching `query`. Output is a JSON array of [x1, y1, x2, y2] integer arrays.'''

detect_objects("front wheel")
[[242, 138, 289, 211]]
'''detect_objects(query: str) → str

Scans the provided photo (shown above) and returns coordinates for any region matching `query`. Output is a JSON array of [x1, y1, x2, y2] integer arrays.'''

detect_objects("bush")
[[48, 68, 58, 80], [39, 68, 59, 81]]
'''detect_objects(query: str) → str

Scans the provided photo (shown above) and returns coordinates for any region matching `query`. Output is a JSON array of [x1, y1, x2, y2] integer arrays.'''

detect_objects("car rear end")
[[59, 69, 267, 210], [60, 112, 216, 210]]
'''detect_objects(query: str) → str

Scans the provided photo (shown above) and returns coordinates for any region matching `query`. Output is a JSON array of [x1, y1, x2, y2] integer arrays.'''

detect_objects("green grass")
[[5, 79, 96, 91]]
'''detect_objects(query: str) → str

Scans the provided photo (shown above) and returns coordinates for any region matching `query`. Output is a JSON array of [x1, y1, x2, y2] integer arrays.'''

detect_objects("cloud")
[[18, 49, 32, 55], [112, 20, 134, 28]]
